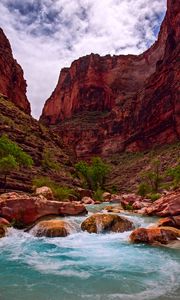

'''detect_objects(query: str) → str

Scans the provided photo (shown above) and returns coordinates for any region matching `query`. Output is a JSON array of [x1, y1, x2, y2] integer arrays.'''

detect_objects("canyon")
[[41, 0, 180, 159]]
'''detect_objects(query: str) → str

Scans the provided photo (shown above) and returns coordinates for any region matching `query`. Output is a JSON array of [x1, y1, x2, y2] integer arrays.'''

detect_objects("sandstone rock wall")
[[0, 28, 30, 114], [40, 0, 180, 158]]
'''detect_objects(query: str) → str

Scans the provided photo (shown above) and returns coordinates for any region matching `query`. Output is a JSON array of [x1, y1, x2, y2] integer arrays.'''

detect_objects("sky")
[[0, 0, 166, 119]]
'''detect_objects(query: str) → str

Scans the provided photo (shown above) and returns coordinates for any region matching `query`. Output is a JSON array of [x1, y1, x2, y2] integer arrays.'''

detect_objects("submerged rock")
[[0, 225, 6, 238], [130, 227, 180, 245], [32, 220, 75, 237], [103, 205, 124, 213], [0, 192, 87, 228], [81, 213, 134, 234]]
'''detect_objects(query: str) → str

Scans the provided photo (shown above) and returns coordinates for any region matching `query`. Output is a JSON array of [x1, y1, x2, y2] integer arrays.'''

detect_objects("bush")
[[0, 135, 33, 189], [53, 186, 74, 201], [166, 164, 180, 189], [75, 157, 109, 191], [0, 135, 33, 167], [32, 176, 74, 201], [148, 193, 161, 202], [93, 188, 104, 201], [137, 182, 151, 196]]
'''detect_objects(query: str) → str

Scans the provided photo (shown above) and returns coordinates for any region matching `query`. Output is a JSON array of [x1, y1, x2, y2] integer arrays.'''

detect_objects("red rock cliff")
[[41, 0, 180, 158], [0, 28, 30, 114]]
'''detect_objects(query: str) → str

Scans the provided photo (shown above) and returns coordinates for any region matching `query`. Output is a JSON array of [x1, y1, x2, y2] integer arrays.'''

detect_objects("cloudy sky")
[[0, 0, 166, 119]]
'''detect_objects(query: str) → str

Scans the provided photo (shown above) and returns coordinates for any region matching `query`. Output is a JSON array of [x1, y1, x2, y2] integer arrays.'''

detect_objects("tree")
[[75, 157, 109, 191], [0, 135, 33, 190]]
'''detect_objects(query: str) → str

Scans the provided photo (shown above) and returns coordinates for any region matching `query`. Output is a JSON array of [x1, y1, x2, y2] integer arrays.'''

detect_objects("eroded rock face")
[[0, 28, 30, 114], [157, 216, 180, 229], [40, 0, 179, 158], [0, 192, 87, 228], [81, 213, 134, 234], [129, 227, 180, 245], [32, 219, 75, 237], [144, 190, 180, 217]]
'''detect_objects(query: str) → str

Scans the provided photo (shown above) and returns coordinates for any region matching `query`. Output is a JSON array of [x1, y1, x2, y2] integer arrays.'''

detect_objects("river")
[[0, 203, 179, 300]]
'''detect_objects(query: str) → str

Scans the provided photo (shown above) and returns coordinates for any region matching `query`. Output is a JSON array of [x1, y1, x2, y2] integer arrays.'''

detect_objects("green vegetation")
[[138, 158, 180, 199], [166, 163, 180, 189], [41, 148, 60, 172], [32, 176, 74, 201], [75, 157, 110, 191], [148, 193, 161, 201], [0, 135, 33, 189], [93, 188, 104, 201]]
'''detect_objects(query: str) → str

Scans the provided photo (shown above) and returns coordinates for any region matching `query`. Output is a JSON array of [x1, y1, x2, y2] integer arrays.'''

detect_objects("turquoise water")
[[0, 204, 180, 300]]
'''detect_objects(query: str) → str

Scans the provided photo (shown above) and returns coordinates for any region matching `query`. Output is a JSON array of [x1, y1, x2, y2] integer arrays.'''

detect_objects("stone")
[[129, 226, 180, 245], [0, 217, 10, 226], [110, 194, 122, 203], [103, 205, 123, 213], [76, 188, 93, 199], [32, 219, 75, 237], [40, 0, 180, 158], [0, 192, 87, 228], [102, 192, 112, 201], [144, 190, 180, 217], [81, 213, 134, 234], [157, 216, 180, 229], [132, 200, 151, 210], [121, 194, 143, 209], [35, 186, 54, 200], [81, 196, 95, 204]]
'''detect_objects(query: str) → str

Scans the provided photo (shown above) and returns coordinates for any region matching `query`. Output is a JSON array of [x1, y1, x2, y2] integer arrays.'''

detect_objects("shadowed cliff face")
[[0, 28, 30, 114], [41, 0, 180, 158]]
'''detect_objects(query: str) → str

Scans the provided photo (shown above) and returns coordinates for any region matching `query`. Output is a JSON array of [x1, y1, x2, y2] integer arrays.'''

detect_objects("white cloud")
[[0, 0, 166, 118]]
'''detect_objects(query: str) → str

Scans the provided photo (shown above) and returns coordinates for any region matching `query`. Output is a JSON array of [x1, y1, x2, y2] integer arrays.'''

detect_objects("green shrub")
[[0, 135, 33, 189], [53, 186, 74, 201], [124, 204, 133, 211], [0, 134, 33, 167], [148, 193, 161, 202], [166, 164, 180, 189], [75, 157, 109, 191], [137, 182, 151, 196], [32, 176, 54, 188], [93, 188, 104, 201], [33, 176, 74, 201]]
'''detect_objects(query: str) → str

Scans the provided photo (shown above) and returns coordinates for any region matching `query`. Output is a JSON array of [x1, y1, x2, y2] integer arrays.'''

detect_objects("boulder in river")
[[81, 213, 134, 234], [103, 205, 124, 213], [0, 225, 6, 238], [0, 192, 87, 228], [130, 226, 180, 245], [32, 219, 75, 237]]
